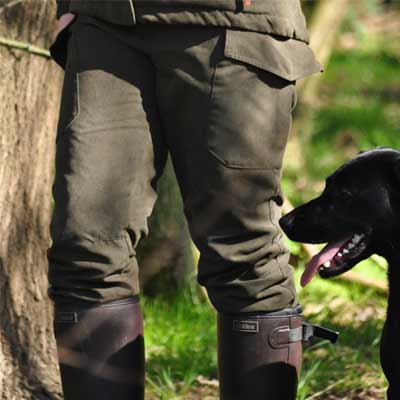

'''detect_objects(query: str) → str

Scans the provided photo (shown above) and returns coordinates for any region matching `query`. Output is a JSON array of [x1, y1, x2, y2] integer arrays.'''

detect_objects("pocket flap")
[[224, 29, 322, 82]]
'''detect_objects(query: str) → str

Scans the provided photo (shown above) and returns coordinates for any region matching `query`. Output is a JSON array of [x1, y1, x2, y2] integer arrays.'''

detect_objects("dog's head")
[[279, 147, 400, 286]]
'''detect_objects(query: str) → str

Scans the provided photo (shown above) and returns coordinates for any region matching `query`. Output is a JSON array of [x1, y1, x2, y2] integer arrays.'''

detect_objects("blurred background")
[[0, 0, 399, 399]]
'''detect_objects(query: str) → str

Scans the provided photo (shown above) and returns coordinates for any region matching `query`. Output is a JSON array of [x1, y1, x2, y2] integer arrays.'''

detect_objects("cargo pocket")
[[207, 29, 322, 170]]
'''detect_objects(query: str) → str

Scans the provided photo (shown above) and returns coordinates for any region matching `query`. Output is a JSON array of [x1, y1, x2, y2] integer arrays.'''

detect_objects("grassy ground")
[[143, 289, 218, 400], [144, 3, 400, 399]]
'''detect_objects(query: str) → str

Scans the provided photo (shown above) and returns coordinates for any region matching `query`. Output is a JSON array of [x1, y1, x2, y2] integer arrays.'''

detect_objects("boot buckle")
[[302, 322, 339, 344], [269, 323, 339, 348]]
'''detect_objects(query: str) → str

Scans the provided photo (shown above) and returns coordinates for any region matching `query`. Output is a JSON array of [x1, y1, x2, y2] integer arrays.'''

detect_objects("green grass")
[[143, 288, 218, 399]]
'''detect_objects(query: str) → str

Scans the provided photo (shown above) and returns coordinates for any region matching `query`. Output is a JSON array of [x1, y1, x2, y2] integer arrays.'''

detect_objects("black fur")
[[279, 147, 400, 399]]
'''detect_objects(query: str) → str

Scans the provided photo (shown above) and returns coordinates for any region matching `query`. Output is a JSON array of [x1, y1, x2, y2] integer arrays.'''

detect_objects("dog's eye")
[[340, 191, 352, 201]]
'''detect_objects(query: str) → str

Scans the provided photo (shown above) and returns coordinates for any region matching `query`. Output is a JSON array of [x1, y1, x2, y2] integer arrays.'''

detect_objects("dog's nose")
[[279, 212, 295, 233]]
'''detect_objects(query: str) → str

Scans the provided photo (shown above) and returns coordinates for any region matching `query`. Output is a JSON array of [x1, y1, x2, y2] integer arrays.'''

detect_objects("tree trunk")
[[0, 0, 63, 398]]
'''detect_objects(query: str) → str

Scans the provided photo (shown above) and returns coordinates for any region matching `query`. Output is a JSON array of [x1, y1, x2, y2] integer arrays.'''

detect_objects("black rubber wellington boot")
[[53, 296, 145, 400], [217, 306, 303, 400]]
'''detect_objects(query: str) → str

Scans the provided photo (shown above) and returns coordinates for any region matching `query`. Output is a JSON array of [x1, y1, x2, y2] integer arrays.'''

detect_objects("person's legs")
[[152, 25, 301, 399], [47, 16, 167, 399]]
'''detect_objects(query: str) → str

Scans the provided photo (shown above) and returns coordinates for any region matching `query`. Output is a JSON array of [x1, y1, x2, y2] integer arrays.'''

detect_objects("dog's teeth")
[[343, 249, 349, 254], [352, 233, 364, 244], [337, 252, 343, 257], [323, 261, 331, 268]]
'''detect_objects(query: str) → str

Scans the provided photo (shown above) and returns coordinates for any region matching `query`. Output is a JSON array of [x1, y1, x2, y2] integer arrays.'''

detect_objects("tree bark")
[[0, 0, 63, 398]]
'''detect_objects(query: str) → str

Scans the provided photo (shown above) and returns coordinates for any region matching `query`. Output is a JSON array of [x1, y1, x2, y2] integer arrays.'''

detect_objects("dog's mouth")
[[301, 232, 370, 287]]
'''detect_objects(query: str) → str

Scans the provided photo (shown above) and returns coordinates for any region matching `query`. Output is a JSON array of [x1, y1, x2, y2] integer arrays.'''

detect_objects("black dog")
[[279, 147, 400, 399]]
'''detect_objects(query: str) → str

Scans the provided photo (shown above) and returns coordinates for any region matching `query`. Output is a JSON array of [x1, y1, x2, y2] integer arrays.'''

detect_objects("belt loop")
[[129, 0, 136, 24]]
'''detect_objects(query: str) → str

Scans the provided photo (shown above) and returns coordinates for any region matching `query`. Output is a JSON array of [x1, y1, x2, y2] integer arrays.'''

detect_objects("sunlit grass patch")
[[143, 288, 217, 399]]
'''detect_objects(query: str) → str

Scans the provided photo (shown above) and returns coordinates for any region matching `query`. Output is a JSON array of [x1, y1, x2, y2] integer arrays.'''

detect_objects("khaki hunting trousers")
[[47, 14, 299, 313]]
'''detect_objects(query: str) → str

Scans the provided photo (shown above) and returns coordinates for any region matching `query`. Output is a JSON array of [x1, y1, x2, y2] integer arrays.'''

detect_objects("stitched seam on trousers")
[[267, 201, 285, 284], [208, 48, 218, 102], [64, 72, 80, 132], [129, 0, 136, 23], [61, 31, 81, 137], [206, 39, 219, 167], [208, 148, 281, 171], [283, 116, 297, 301], [269, 171, 286, 282]]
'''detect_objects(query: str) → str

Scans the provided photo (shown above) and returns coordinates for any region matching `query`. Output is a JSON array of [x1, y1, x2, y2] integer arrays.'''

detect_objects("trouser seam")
[[268, 169, 292, 301], [269, 171, 285, 282], [129, 0, 136, 23]]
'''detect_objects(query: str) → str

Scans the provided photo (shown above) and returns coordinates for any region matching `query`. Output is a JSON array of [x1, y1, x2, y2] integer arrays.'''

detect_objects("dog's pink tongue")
[[300, 237, 351, 287]]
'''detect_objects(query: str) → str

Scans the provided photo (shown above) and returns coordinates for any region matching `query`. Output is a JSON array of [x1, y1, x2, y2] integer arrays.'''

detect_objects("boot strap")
[[302, 322, 339, 344], [270, 323, 339, 347]]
